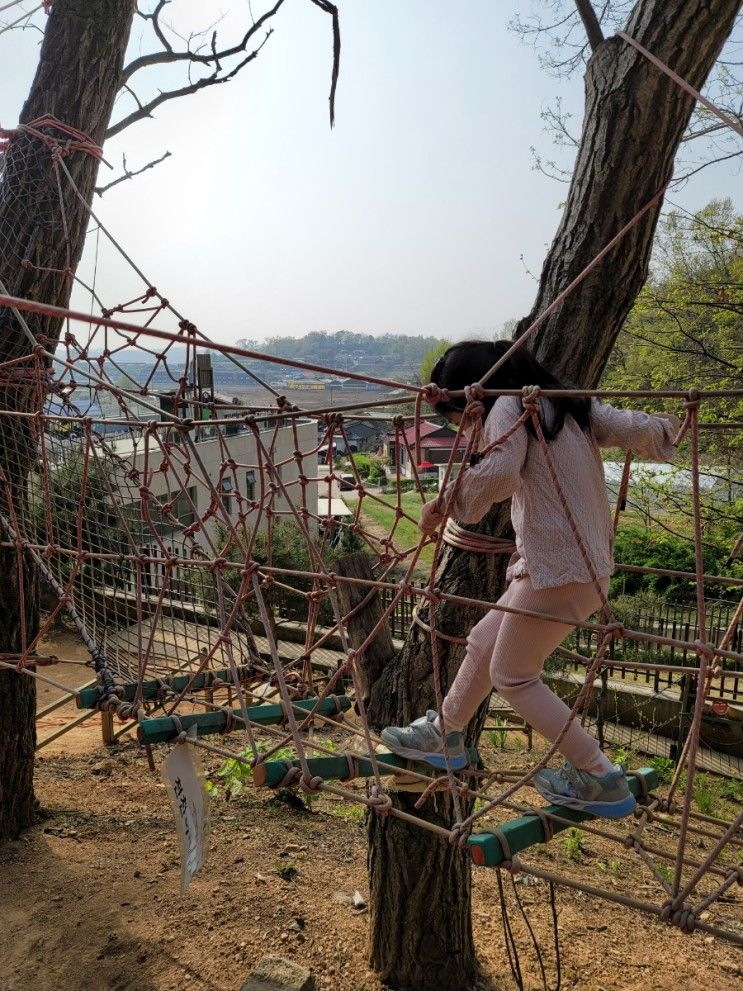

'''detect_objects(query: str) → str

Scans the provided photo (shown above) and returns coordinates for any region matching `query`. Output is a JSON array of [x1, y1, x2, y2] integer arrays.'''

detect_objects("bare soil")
[[3, 636, 742, 991]]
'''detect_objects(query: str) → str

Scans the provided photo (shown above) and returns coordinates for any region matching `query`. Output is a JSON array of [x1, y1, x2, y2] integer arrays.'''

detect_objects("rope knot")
[[448, 820, 472, 848], [660, 899, 697, 933], [421, 584, 443, 606], [279, 765, 303, 789], [503, 854, 523, 875], [421, 383, 450, 407], [341, 752, 359, 782], [299, 774, 324, 794], [521, 385, 541, 412], [604, 621, 625, 641], [693, 639, 716, 663], [368, 785, 392, 816], [171, 714, 188, 744], [342, 649, 359, 674]]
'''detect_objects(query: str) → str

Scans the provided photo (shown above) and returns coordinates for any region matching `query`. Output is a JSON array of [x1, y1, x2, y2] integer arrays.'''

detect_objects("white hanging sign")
[[163, 740, 210, 894]]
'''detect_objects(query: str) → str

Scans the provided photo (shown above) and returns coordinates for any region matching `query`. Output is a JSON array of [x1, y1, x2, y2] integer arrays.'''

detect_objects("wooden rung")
[[468, 767, 659, 867]]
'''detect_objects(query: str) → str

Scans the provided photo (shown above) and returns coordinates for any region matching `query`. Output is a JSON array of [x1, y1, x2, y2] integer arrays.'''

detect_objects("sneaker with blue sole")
[[380, 710, 469, 771], [532, 761, 637, 819]]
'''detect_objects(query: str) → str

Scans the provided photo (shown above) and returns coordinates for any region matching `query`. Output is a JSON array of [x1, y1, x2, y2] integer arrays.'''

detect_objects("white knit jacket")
[[445, 396, 678, 590]]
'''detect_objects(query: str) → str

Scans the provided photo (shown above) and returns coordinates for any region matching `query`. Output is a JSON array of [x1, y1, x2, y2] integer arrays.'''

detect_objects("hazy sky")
[[2, 1, 740, 345]]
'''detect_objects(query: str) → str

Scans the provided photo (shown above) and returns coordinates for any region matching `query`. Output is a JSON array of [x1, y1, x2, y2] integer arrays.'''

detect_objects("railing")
[[571, 598, 741, 702]]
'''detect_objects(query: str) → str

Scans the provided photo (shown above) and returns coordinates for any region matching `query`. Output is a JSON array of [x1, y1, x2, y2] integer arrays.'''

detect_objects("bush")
[[367, 464, 387, 485], [612, 524, 741, 602], [232, 521, 369, 625], [350, 453, 373, 478]]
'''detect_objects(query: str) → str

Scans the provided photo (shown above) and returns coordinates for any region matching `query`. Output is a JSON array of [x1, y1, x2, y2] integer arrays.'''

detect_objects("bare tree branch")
[[122, 0, 285, 83], [529, 146, 572, 182], [0, 0, 33, 11], [107, 32, 274, 139], [670, 148, 743, 185], [111, 0, 340, 137], [136, 0, 172, 54], [95, 150, 172, 197], [573, 0, 604, 50], [0, 1, 41, 37]]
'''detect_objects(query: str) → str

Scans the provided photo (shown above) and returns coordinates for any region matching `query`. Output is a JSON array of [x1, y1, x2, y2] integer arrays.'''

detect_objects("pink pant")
[[441, 575, 608, 769]]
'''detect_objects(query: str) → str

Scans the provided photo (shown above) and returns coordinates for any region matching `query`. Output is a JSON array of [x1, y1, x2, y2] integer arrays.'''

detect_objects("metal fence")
[[280, 584, 741, 702], [572, 598, 741, 702]]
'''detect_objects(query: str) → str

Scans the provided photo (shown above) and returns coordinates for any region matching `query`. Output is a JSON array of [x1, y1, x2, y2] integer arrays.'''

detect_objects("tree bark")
[[0, 0, 136, 842], [362, 2, 742, 988]]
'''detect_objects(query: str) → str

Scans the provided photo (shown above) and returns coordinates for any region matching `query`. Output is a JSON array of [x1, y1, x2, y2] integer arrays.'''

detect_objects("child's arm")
[[591, 401, 679, 460], [440, 397, 528, 525]]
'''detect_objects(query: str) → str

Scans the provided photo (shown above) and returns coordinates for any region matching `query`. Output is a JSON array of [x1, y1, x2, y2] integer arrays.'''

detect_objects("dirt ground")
[[3, 637, 742, 991]]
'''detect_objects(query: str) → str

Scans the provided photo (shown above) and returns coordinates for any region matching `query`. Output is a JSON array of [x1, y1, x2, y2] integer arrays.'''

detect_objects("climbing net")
[[1, 38, 742, 958]]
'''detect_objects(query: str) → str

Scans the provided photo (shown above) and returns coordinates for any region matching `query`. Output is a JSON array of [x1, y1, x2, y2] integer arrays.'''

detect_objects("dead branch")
[[109, 0, 340, 137], [123, 0, 284, 83], [308, 0, 341, 127]]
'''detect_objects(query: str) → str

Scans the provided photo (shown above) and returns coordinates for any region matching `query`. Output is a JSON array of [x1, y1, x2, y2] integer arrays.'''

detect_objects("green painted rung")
[[468, 767, 659, 867], [76, 664, 254, 709], [253, 747, 480, 788], [136, 695, 352, 745]]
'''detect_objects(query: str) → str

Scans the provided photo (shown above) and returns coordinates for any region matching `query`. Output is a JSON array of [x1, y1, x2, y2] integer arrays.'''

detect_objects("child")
[[381, 340, 679, 819]]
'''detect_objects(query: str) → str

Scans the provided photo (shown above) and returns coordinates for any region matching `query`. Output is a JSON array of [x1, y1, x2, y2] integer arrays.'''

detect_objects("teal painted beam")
[[76, 664, 255, 709], [253, 747, 480, 787], [468, 767, 659, 867], [136, 695, 352, 745]]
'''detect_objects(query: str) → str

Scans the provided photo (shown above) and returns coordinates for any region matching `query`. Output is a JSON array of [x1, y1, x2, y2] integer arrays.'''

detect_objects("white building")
[[93, 419, 318, 596]]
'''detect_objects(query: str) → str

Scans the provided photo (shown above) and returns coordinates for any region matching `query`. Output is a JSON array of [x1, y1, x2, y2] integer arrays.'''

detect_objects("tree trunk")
[[364, 504, 513, 991], [0, 0, 136, 842], [362, 2, 741, 988]]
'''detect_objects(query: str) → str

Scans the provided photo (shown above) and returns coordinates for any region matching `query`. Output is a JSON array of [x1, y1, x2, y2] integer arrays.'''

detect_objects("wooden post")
[[101, 709, 115, 746]]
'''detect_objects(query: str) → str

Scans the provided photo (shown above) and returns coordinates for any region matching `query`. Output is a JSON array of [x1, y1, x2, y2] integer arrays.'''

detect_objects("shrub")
[[612, 524, 741, 603]]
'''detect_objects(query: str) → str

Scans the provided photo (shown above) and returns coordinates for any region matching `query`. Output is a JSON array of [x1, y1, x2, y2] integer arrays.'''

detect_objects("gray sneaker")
[[380, 710, 469, 770], [532, 761, 637, 819]]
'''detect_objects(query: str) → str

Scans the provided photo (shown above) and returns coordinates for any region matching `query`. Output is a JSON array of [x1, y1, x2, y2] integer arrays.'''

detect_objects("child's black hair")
[[428, 339, 591, 441]]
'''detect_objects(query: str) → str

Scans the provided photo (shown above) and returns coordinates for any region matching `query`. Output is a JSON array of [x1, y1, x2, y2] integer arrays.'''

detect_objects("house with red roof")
[[384, 420, 464, 478]]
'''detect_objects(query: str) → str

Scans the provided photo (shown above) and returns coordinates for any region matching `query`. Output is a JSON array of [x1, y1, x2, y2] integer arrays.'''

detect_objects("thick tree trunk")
[[362, 2, 741, 988], [0, 0, 136, 842], [364, 504, 513, 991]]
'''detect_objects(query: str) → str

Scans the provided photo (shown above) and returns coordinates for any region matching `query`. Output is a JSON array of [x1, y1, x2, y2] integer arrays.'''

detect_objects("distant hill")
[[77, 330, 443, 397], [234, 330, 442, 383]]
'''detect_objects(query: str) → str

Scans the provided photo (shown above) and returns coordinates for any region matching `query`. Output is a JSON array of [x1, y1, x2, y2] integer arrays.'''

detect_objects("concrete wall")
[[547, 672, 743, 757]]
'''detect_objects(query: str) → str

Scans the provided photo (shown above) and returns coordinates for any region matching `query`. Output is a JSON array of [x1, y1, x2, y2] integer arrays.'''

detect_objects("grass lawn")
[[347, 490, 436, 572]]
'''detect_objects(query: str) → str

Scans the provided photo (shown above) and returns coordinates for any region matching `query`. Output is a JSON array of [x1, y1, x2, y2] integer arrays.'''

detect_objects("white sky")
[[2, 1, 740, 345]]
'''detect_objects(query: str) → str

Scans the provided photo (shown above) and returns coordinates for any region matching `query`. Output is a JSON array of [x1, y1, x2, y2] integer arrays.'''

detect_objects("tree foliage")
[[418, 338, 450, 387], [602, 199, 743, 597], [603, 199, 742, 414]]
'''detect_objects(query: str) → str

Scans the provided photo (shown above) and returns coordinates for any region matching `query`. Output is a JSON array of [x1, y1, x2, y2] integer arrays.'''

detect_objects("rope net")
[[0, 114, 742, 950]]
